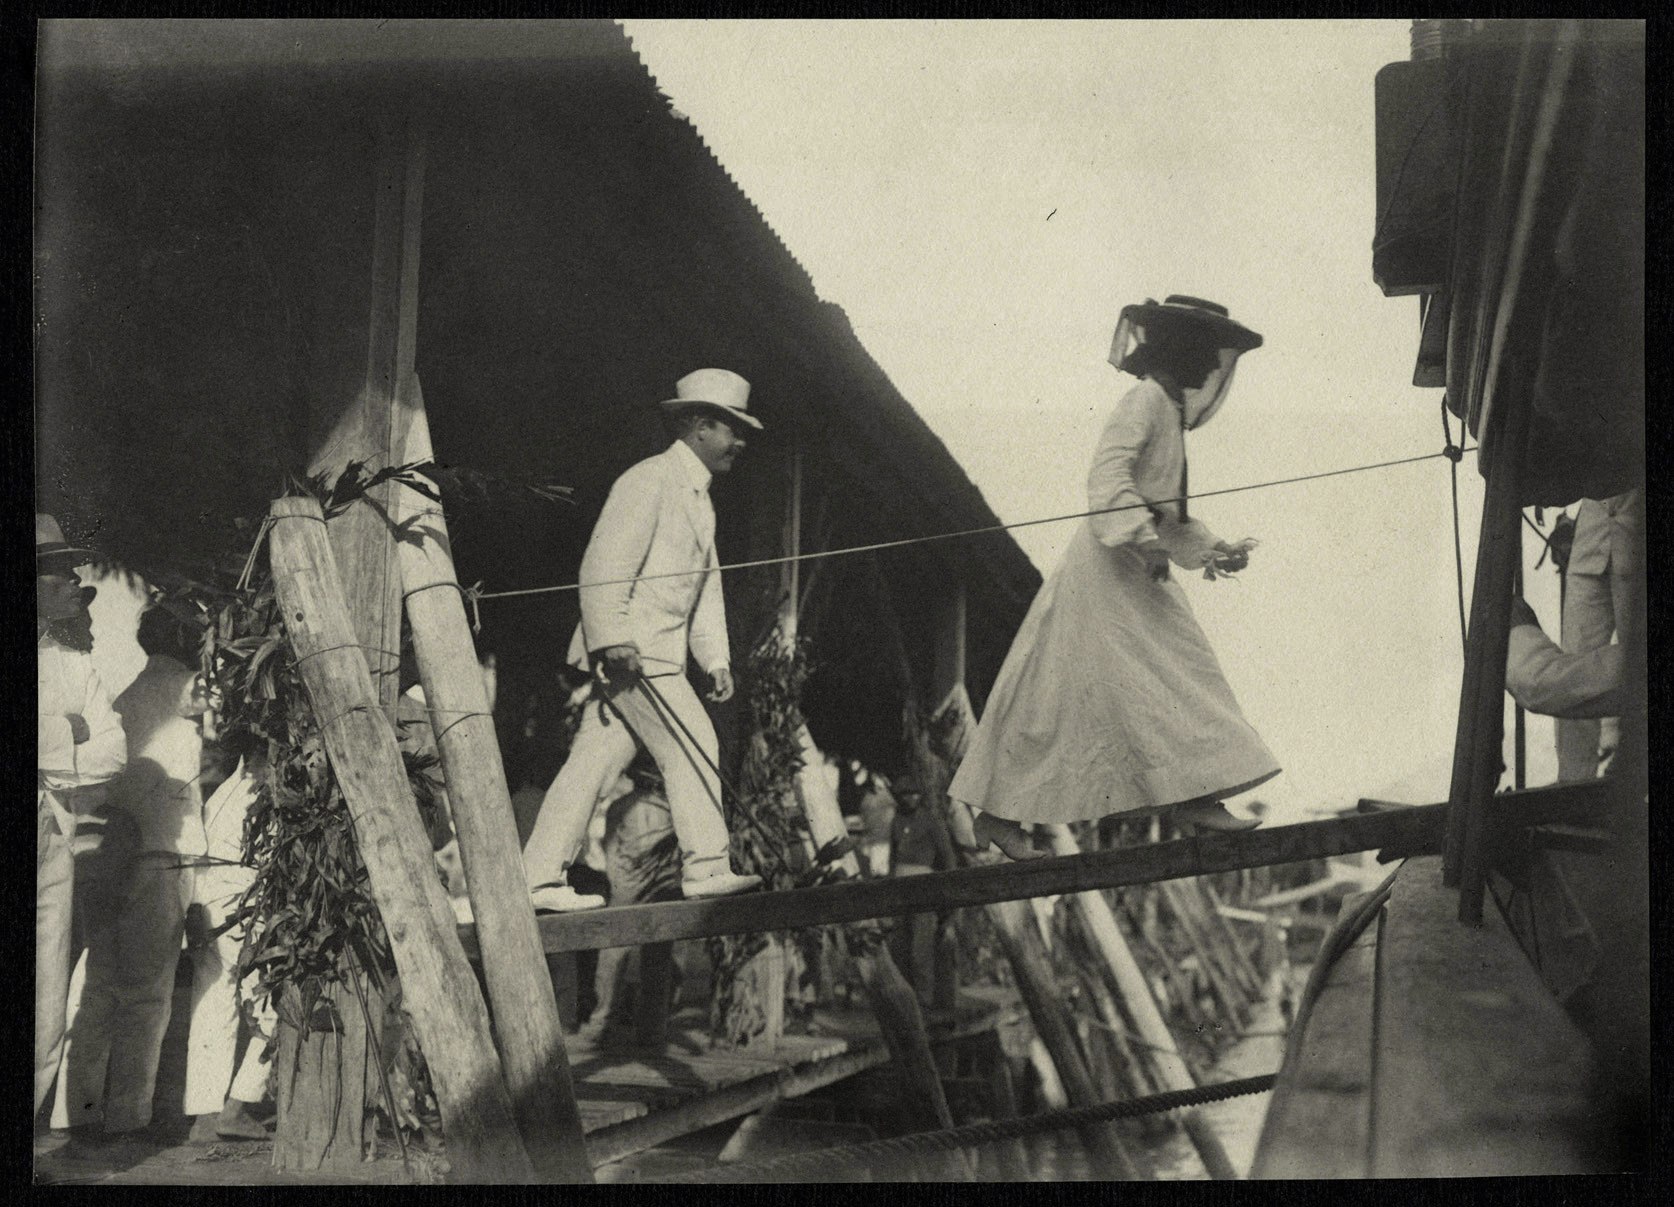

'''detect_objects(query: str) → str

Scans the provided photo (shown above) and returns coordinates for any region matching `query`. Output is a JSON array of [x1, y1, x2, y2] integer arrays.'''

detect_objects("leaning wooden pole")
[[854, 948, 975, 1181], [270, 496, 533, 1183], [393, 397, 594, 1182], [986, 896, 1141, 1179], [1045, 825, 1238, 1181]]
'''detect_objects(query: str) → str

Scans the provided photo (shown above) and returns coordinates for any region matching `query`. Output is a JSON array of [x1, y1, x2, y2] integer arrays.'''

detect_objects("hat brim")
[[658, 399, 764, 431], [37, 543, 101, 569], [1120, 303, 1264, 352]]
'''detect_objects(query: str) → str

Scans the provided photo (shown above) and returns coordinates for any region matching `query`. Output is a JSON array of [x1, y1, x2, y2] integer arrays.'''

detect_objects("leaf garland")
[[707, 626, 886, 1046]]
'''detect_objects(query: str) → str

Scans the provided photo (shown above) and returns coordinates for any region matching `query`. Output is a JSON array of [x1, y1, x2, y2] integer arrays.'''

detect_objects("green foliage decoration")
[[707, 625, 887, 1046]]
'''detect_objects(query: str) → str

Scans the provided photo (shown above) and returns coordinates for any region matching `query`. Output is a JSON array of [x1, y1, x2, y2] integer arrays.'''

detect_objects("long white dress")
[[949, 377, 1279, 824]]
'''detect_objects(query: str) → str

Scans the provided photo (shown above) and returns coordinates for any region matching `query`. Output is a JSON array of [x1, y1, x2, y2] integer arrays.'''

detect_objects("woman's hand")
[[1212, 540, 1251, 573], [1136, 540, 1172, 581]]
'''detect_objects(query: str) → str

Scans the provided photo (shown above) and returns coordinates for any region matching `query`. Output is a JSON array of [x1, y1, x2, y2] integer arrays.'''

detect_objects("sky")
[[620, 18, 1571, 819]]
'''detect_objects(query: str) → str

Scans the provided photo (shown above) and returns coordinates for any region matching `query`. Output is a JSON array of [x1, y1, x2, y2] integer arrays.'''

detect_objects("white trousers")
[[522, 674, 731, 889], [52, 853, 191, 1132], [184, 918, 274, 1115], [36, 799, 75, 1120]]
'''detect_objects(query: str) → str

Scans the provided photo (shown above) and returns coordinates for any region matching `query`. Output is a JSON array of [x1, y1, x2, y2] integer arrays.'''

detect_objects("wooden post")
[[1200, 881, 1266, 997], [985, 897, 1140, 1179], [853, 948, 975, 1181], [393, 390, 594, 1182], [270, 496, 533, 1183], [1445, 387, 1529, 923], [273, 978, 375, 1173], [979, 1029, 1033, 1180], [279, 109, 425, 1171], [1446, 26, 1574, 921], [1159, 880, 1248, 1033], [1045, 825, 1238, 1180]]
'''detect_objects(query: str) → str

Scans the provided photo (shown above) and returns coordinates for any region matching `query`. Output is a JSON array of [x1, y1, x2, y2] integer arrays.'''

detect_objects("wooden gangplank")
[[1252, 855, 1606, 1177], [457, 782, 1607, 957]]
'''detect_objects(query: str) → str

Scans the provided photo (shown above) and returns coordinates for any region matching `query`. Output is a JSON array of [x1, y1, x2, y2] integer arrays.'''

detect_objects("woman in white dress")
[[950, 296, 1280, 860]]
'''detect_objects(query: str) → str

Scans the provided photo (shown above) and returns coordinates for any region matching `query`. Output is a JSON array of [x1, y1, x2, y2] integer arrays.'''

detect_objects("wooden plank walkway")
[[1251, 856, 1607, 1177], [35, 983, 1025, 1185], [458, 782, 1609, 959]]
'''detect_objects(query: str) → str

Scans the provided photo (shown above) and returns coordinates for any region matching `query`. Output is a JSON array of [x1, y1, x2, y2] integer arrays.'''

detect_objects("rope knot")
[[1442, 443, 1464, 464]]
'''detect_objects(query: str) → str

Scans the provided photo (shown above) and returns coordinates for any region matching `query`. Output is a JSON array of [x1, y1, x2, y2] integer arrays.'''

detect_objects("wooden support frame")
[[270, 497, 533, 1182], [280, 106, 424, 1174], [1445, 24, 1578, 925], [468, 782, 1607, 957], [395, 387, 594, 1182]]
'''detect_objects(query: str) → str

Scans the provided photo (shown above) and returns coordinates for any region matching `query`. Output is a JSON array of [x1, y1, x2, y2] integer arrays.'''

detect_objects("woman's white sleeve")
[[1086, 392, 1158, 547], [1156, 515, 1222, 568]]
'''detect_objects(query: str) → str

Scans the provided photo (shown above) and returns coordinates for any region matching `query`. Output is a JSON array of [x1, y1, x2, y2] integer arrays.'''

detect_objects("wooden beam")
[[467, 785, 1603, 958], [1045, 826, 1237, 1181], [394, 389, 594, 1182], [1446, 25, 1578, 925], [585, 1045, 890, 1169], [471, 805, 1448, 957], [269, 496, 532, 1182]]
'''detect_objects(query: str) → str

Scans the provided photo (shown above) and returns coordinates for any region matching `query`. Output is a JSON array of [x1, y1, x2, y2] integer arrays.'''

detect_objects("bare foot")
[[973, 812, 1048, 861]]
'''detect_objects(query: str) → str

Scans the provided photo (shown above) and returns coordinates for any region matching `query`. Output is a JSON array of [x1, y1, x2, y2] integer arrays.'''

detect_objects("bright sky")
[[622, 18, 1570, 819]]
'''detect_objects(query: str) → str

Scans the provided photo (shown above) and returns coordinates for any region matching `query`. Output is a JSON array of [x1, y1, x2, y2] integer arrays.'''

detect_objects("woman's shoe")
[[1172, 800, 1261, 836], [973, 812, 1048, 862]]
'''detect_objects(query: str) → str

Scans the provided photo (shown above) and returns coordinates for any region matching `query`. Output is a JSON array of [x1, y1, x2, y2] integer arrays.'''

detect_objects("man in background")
[[36, 515, 127, 1125], [53, 604, 208, 1136], [1554, 489, 1641, 780]]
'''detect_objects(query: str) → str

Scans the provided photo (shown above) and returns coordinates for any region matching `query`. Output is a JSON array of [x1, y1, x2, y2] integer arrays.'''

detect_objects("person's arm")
[[1086, 387, 1160, 548], [38, 710, 77, 777], [688, 543, 732, 699], [71, 662, 128, 784], [1506, 621, 1625, 719], [1156, 514, 1224, 570], [577, 462, 661, 657]]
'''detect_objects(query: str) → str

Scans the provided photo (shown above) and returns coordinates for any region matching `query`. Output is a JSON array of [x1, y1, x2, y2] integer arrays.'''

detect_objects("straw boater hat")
[[658, 368, 765, 431], [36, 513, 100, 572], [1118, 294, 1258, 358]]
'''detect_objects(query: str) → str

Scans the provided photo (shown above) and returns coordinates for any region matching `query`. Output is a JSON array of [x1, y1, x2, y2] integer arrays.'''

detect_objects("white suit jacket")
[[1567, 488, 1641, 577], [566, 441, 730, 676], [1506, 623, 1625, 719]]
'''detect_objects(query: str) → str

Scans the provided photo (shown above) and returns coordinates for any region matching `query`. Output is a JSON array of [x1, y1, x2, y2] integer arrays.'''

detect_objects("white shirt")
[[110, 655, 209, 856], [38, 632, 127, 791], [38, 631, 128, 836]]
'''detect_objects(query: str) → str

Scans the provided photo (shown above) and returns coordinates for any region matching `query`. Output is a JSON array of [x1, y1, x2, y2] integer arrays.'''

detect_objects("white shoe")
[[681, 871, 763, 899], [531, 884, 606, 913]]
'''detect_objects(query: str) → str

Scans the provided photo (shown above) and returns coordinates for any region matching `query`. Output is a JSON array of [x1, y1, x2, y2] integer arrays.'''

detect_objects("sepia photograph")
[[30, 16, 1646, 1185]]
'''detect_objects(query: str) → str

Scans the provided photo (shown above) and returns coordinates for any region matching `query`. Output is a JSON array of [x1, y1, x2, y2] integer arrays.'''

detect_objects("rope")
[[647, 1072, 1277, 1183], [636, 674, 799, 873], [476, 447, 1476, 603]]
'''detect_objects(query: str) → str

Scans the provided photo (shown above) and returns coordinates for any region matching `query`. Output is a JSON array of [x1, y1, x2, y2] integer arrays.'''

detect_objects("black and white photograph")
[[29, 16, 1647, 1184]]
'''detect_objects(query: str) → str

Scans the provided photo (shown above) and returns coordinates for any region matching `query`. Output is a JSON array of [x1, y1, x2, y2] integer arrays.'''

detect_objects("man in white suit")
[[522, 369, 765, 912]]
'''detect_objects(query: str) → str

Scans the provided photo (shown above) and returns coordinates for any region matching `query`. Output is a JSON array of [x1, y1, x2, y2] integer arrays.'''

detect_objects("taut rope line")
[[474, 446, 1477, 604]]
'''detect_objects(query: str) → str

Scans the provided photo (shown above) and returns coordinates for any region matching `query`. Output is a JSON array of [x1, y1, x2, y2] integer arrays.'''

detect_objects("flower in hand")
[[1203, 538, 1258, 581]]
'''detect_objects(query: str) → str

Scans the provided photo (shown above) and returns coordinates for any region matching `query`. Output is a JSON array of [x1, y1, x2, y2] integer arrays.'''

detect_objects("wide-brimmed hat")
[[36, 514, 100, 570], [658, 368, 764, 431], [1116, 295, 1264, 352]]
